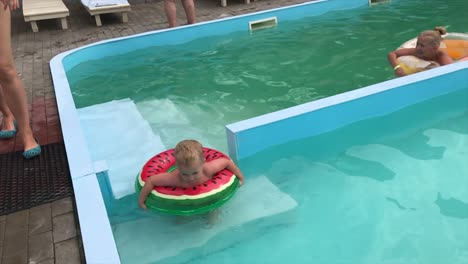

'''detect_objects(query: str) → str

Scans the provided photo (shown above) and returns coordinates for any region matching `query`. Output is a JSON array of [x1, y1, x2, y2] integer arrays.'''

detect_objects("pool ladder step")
[[249, 17, 278, 31]]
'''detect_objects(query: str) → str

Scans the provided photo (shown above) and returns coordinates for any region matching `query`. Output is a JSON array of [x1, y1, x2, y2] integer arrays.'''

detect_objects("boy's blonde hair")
[[174, 140, 204, 167], [419, 26, 447, 47]]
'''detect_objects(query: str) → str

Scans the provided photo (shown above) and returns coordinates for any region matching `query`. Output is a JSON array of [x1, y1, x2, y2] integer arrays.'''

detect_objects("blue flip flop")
[[0, 120, 17, 139], [23, 137, 41, 159]]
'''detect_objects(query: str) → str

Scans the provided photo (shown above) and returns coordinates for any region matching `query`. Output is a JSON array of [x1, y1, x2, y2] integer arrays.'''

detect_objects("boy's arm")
[[207, 158, 244, 186], [138, 178, 154, 210], [227, 160, 244, 186], [138, 173, 171, 209]]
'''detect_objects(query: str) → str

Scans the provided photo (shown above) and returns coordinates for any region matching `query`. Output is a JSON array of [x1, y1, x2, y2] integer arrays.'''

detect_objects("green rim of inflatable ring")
[[135, 176, 239, 216]]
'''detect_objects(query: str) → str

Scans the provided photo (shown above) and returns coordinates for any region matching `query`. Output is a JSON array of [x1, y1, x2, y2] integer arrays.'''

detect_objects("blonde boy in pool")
[[138, 139, 244, 212]]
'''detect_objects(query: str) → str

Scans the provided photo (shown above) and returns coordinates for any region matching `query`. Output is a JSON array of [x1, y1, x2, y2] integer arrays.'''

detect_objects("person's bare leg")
[[164, 0, 178, 28], [0, 85, 16, 131], [181, 0, 195, 25], [0, 7, 38, 151]]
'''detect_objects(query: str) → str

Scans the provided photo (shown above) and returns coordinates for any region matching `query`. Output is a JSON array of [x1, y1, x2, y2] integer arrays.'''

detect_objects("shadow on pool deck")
[[0, 0, 312, 263]]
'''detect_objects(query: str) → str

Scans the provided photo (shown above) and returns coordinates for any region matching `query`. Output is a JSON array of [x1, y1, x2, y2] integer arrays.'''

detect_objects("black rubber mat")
[[0, 143, 73, 216]]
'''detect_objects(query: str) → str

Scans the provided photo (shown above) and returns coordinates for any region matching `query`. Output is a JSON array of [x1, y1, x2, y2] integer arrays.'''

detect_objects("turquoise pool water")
[[67, 0, 468, 152], [229, 88, 468, 264]]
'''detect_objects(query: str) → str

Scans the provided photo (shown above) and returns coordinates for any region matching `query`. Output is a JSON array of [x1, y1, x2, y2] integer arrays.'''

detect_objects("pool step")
[[113, 175, 297, 263], [78, 98, 166, 200]]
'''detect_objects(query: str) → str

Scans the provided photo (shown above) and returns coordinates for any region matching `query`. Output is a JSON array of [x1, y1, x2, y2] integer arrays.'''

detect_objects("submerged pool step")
[[78, 98, 166, 200], [113, 175, 297, 263]]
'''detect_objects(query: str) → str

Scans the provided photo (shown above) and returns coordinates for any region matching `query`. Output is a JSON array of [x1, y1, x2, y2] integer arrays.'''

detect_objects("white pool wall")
[[62, 0, 369, 71], [226, 62, 468, 161]]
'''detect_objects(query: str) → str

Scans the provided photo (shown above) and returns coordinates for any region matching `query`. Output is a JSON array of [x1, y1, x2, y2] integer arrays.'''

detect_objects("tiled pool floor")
[[0, 0, 312, 263]]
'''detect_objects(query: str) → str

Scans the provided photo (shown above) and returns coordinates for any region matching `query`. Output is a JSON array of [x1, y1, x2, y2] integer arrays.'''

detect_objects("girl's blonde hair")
[[419, 26, 447, 47], [174, 139, 204, 167]]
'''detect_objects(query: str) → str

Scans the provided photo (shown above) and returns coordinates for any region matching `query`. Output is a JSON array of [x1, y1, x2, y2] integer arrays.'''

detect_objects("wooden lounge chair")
[[81, 1, 131, 26], [23, 0, 69, 32]]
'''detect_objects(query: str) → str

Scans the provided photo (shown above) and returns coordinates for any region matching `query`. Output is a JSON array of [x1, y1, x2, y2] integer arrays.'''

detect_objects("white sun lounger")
[[221, 0, 250, 7], [81, 0, 131, 26], [22, 0, 70, 32]]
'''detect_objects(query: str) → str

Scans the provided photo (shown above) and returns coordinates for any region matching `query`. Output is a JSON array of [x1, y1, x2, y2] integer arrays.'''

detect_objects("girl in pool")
[[388, 27, 453, 77]]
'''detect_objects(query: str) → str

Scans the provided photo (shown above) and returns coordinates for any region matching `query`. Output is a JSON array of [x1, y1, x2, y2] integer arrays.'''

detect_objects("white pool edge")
[[226, 61, 468, 160], [50, 52, 122, 263]]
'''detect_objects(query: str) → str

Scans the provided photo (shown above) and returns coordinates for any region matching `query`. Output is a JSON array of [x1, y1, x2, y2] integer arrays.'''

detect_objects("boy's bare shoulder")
[[203, 158, 230, 174]]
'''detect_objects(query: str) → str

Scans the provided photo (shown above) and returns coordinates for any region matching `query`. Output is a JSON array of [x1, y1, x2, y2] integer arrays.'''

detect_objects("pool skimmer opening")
[[249, 17, 278, 31], [369, 0, 391, 5]]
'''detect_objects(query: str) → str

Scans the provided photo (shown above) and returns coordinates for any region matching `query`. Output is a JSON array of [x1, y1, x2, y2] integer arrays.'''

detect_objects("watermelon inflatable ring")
[[135, 148, 240, 216]]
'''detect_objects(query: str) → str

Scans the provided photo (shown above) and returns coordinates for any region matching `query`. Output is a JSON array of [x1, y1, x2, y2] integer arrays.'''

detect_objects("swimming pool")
[[109, 67, 468, 264], [66, 0, 468, 153], [50, 0, 468, 262]]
